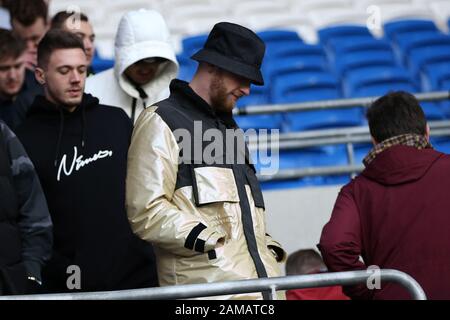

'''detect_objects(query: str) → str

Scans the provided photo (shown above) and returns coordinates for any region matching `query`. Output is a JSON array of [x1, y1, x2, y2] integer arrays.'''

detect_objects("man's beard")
[[47, 87, 82, 110], [209, 75, 234, 113]]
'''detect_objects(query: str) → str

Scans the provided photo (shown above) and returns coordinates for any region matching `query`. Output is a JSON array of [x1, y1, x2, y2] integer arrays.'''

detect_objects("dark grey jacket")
[[0, 120, 52, 295]]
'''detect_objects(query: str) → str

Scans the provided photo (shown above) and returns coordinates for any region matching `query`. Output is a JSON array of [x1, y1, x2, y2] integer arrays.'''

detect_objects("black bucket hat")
[[191, 22, 266, 86]]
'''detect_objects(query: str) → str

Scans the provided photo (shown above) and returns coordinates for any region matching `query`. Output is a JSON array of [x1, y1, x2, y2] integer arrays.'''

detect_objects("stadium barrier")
[[0, 269, 426, 300]]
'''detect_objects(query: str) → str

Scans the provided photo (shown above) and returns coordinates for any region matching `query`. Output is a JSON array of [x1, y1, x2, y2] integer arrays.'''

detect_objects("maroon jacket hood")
[[361, 145, 443, 185]]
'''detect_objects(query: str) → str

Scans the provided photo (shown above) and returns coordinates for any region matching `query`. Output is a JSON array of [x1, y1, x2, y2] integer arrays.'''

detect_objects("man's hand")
[[215, 237, 225, 248]]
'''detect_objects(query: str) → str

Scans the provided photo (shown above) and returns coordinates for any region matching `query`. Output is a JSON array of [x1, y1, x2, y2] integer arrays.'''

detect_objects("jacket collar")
[[362, 145, 442, 185], [169, 79, 238, 128], [363, 134, 431, 167]]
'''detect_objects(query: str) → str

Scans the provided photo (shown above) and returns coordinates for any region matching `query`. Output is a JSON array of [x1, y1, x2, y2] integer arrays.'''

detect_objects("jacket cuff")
[[184, 223, 225, 253], [201, 230, 225, 253], [23, 260, 42, 281]]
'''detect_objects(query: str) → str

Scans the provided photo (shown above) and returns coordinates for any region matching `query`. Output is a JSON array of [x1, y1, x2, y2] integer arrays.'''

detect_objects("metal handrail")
[[247, 120, 450, 150], [0, 269, 426, 300], [234, 90, 450, 115]]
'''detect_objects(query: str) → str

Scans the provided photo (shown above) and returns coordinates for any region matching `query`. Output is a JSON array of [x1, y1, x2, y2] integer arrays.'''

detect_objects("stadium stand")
[[47, 0, 450, 192]]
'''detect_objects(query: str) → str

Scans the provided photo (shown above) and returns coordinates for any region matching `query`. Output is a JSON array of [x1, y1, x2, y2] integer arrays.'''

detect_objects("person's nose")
[[8, 67, 18, 81], [70, 70, 81, 83], [27, 39, 37, 52], [240, 84, 250, 96], [84, 38, 93, 53]]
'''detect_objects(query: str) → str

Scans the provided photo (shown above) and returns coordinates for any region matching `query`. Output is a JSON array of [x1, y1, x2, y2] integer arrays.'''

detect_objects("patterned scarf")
[[363, 134, 432, 167]]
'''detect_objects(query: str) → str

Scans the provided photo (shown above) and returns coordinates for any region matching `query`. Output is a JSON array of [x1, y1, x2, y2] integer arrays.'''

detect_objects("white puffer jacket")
[[85, 9, 179, 123]]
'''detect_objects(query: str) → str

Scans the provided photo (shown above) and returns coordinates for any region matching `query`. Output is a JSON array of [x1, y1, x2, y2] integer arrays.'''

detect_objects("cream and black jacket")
[[126, 80, 286, 299]]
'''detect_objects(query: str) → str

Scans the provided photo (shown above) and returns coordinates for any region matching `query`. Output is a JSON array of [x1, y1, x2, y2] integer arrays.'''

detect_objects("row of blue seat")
[[258, 137, 450, 190]]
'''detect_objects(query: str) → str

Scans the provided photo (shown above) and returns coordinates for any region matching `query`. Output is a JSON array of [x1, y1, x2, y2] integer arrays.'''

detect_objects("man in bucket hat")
[[126, 22, 286, 300]]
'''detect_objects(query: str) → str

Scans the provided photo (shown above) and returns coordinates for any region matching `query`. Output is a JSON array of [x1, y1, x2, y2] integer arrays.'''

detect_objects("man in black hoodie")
[[15, 29, 158, 293]]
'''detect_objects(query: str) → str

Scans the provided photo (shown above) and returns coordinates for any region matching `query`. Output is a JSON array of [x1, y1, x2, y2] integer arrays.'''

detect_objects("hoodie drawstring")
[[131, 98, 137, 123], [135, 85, 148, 102], [54, 107, 65, 167], [130, 85, 149, 123], [81, 104, 87, 148], [54, 105, 88, 167]]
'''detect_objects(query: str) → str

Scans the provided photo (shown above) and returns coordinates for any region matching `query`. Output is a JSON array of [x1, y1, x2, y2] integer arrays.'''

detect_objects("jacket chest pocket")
[[191, 166, 239, 206]]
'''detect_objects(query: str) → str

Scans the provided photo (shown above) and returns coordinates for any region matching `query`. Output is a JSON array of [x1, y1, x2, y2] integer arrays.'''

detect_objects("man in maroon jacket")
[[318, 91, 450, 300]]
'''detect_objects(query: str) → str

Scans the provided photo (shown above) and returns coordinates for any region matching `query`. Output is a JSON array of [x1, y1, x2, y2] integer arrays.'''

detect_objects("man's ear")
[[425, 124, 430, 142], [35, 67, 45, 85]]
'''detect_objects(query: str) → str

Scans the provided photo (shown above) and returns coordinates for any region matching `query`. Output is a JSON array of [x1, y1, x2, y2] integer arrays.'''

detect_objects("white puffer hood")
[[114, 9, 178, 99]]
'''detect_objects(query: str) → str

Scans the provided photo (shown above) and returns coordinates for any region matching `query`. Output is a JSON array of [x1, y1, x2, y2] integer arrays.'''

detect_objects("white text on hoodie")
[[57, 146, 113, 181]]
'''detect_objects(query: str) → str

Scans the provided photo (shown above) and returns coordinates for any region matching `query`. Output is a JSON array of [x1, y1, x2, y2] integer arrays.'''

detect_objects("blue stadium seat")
[[396, 33, 450, 59], [257, 30, 302, 44], [392, 30, 443, 63], [253, 149, 326, 189], [344, 66, 418, 97], [271, 72, 363, 131], [278, 145, 348, 169], [271, 71, 339, 103], [383, 19, 439, 41], [260, 178, 323, 190], [334, 51, 397, 76], [284, 107, 364, 132], [440, 101, 450, 118], [423, 62, 450, 90], [318, 25, 373, 46], [265, 42, 325, 60], [181, 34, 208, 57], [263, 56, 328, 84], [236, 85, 269, 108], [234, 114, 284, 131], [441, 78, 450, 90], [431, 136, 450, 154], [329, 37, 393, 58], [258, 145, 355, 189], [236, 94, 268, 107], [355, 81, 417, 98], [91, 52, 114, 73], [420, 102, 446, 121], [408, 47, 450, 81]]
